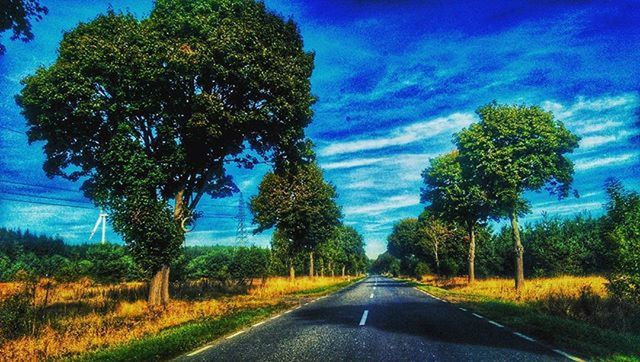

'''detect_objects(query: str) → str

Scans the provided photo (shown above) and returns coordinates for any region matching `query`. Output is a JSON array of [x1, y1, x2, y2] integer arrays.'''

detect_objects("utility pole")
[[235, 192, 248, 246]]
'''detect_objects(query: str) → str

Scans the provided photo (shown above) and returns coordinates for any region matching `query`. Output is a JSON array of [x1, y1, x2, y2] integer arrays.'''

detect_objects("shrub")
[[0, 291, 35, 341]]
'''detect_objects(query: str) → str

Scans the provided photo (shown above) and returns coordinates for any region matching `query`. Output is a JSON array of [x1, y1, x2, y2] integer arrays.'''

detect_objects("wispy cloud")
[[574, 153, 637, 171], [344, 194, 420, 215], [319, 112, 474, 156]]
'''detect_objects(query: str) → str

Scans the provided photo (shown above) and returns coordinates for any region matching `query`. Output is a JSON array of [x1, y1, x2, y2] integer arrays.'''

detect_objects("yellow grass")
[[419, 274, 608, 302], [0, 276, 349, 362]]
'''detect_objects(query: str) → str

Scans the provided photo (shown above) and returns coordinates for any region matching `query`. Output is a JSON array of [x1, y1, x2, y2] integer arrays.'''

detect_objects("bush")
[[0, 291, 35, 341], [413, 262, 431, 280]]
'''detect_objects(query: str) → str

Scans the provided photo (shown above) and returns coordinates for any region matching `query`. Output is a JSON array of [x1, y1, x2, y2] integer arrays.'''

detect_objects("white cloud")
[[531, 201, 603, 216], [574, 153, 637, 171], [322, 157, 386, 170], [543, 94, 637, 120], [344, 194, 420, 215], [579, 135, 618, 149], [319, 112, 475, 156], [577, 120, 623, 134]]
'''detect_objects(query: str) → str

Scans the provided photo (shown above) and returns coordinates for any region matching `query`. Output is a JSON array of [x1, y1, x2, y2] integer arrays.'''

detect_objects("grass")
[[0, 276, 359, 361], [407, 275, 640, 361]]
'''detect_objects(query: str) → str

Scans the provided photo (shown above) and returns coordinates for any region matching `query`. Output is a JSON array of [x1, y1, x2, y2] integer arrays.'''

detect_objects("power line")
[[235, 192, 248, 245], [0, 191, 91, 205], [0, 196, 95, 210], [0, 125, 26, 135], [0, 179, 83, 193]]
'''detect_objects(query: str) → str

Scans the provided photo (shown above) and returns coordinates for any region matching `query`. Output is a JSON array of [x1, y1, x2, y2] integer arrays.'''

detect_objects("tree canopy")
[[17, 0, 316, 304], [0, 0, 47, 55]]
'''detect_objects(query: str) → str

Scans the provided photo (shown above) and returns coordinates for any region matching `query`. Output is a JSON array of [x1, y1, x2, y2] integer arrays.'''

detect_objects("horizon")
[[1, 0, 639, 259]]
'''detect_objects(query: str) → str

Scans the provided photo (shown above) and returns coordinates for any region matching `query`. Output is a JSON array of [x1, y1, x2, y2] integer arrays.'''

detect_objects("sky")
[[0, 0, 639, 259]]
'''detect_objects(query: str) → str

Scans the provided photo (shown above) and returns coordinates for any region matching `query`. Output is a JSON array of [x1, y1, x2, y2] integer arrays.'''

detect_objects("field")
[[0, 276, 354, 361], [412, 274, 640, 360]]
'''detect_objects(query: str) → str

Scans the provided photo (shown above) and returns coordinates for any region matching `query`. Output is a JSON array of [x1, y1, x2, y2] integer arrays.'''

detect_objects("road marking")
[[513, 332, 536, 342], [458, 307, 467, 312], [226, 330, 245, 339], [373, 286, 376, 290], [284, 310, 292, 314], [553, 349, 585, 361], [359, 310, 369, 326], [370, 293, 374, 299], [187, 344, 213, 356], [270, 314, 281, 320], [488, 320, 504, 328], [252, 320, 266, 327], [472, 313, 484, 319]]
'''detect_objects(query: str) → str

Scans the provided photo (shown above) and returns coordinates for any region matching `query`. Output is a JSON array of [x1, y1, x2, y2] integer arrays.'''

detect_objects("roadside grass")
[[405, 276, 640, 362], [0, 276, 357, 361]]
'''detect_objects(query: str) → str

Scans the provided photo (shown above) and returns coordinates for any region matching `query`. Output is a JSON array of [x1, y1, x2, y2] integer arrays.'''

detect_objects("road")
[[177, 276, 571, 361]]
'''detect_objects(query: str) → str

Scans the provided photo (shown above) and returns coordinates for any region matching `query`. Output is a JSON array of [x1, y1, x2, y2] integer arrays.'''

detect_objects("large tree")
[[0, 0, 48, 55], [17, 0, 315, 305], [250, 163, 341, 278], [455, 102, 579, 289], [421, 150, 493, 283]]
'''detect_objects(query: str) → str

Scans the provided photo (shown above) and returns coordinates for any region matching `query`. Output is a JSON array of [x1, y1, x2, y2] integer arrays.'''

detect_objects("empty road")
[[178, 276, 571, 361]]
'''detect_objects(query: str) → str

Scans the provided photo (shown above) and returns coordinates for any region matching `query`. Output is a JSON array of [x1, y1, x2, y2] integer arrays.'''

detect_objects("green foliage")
[[0, 290, 34, 341], [184, 246, 271, 285], [456, 102, 580, 214], [603, 179, 640, 304], [369, 252, 401, 276], [251, 163, 342, 257], [18, 0, 315, 278], [0, 0, 48, 54]]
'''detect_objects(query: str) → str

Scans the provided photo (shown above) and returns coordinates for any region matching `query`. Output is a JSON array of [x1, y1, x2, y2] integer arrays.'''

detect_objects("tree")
[[251, 163, 341, 278], [0, 0, 48, 55], [455, 102, 579, 289], [421, 150, 493, 283], [602, 178, 640, 303], [387, 218, 418, 275], [18, 0, 315, 305]]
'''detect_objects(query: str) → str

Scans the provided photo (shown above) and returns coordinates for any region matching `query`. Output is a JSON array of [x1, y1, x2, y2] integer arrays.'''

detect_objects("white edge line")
[[252, 321, 265, 327], [284, 310, 292, 314], [186, 344, 213, 356], [472, 313, 484, 319], [513, 332, 536, 342], [225, 330, 245, 340], [488, 320, 504, 328], [552, 349, 584, 362], [270, 314, 281, 320]]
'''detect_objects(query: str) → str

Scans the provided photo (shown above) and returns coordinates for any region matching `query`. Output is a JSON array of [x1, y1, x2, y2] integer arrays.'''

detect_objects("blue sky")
[[0, 0, 639, 258]]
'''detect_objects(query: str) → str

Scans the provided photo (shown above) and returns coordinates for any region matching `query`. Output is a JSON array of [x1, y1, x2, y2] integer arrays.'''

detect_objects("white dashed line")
[[513, 332, 536, 342], [359, 310, 369, 326], [488, 320, 504, 328], [373, 286, 377, 290], [458, 307, 467, 312], [370, 293, 374, 299], [186, 344, 212, 356], [225, 330, 245, 339], [472, 313, 484, 319], [553, 349, 585, 361]]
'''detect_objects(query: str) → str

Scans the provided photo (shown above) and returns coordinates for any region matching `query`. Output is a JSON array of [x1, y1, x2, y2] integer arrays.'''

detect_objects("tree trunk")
[[329, 262, 335, 277], [434, 242, 440, 275], [289, 263, 296, 281], [510, 210, 525, 290], [467, 222, 476, 284], [309, 252, 314, 277], [341, 265, 345, 277], [149, 264, 170, 305]]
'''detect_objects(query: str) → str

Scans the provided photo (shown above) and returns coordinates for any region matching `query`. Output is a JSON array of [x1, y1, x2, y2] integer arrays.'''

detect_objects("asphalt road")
[[177, 276, 571, 361]]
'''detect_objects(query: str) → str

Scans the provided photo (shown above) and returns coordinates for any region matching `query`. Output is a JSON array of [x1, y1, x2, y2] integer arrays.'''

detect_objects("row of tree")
[[0, 226, 367, 285], [418, 103, 579, 289]]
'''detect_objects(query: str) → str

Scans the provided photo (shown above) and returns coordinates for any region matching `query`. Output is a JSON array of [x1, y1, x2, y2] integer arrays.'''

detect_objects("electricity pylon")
[[235, 192, 248, 246]]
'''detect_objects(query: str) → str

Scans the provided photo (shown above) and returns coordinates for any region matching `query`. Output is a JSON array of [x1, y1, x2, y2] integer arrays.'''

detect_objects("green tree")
[[0, 0, 47, 55], [18, 0, 315, 305], [251, 163, 341, 278], [603, 179, 640, 303], [456, 102, 579, 289], [422, 150, 493, 283], [387, 218, 419, 275]]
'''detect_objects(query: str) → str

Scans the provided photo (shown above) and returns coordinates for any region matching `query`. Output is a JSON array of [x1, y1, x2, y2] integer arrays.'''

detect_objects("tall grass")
[[0, 276, 350, 361]]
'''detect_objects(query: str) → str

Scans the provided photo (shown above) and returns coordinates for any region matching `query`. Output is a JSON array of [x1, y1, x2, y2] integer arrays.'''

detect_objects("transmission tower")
[[235, 192, 249, 245]]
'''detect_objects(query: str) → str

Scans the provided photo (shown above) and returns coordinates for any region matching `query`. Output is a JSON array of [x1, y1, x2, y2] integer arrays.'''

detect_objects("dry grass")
[[420, 274, 607, 302], [0, 276, 349, 361]]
